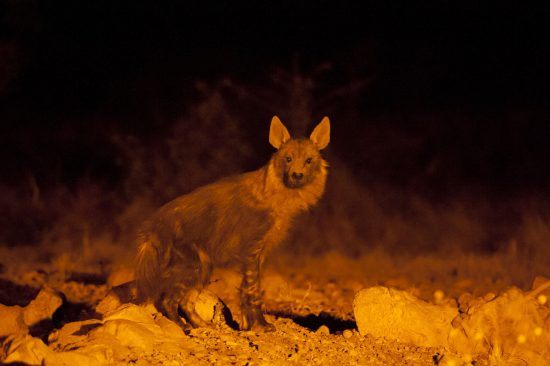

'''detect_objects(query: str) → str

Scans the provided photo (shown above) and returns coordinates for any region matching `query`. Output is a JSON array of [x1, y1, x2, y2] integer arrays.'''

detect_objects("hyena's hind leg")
[[161, 245, 213, 329], [135, 237, 190, 328], [178, 246, 213, 328]]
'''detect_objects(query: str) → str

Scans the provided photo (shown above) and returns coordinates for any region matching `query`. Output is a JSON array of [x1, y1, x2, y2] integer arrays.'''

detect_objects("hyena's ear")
[[269, 116, 291, 149], [309, 116, 330, 150]]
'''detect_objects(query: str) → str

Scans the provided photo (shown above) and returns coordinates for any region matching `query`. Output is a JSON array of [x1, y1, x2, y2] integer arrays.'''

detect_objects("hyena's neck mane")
[[248, 157, 328, 216]]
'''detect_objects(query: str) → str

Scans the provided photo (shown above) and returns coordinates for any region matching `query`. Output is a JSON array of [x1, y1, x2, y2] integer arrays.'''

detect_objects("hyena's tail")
[[135, 237, 164, 303]]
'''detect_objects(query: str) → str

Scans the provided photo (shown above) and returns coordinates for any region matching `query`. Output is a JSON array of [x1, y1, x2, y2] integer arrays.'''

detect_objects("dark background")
[[1, 1, 550, 254]]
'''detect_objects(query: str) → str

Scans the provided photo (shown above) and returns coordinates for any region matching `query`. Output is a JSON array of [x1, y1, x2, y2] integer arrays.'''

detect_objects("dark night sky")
[[1, 1, 550, 195]]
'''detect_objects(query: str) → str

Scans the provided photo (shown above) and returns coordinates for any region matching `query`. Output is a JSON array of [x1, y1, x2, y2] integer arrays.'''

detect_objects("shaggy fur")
[[135, 116, 330, 331]]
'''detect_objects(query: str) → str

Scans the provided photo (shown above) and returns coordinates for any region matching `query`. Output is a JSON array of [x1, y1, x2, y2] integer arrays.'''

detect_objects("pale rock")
[[195, 289, 225, 324], [342, 329, 353, 339], [154, 314, 187, 339], [97, 303, 162, 350], [2, 334, 53, 365], [98, 318, 156, 352], [353, 286, 457, 348], [0, 304, 26, 337], [0, 288, 63, 339], [23, 288, 63, 326], [316, 325, 330, 335], [48, 319, 103, 346], [47, 319, 128, 363], [354, 285, 549, 365], [44, 350, 104, 366], [85, 332, 130, 361], [103, 303, 155, 324]]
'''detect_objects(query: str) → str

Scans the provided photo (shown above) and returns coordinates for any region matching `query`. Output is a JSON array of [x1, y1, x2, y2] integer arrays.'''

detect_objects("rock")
[[44, 351, 105, 366], [316, 325, 330, 335], [48, 319, 103, 346], [3, 295, 197, 365], [195, 289, 226, 324], [98, 319, 156, 352], [0, 304, 26, 337], [102, 303, 155, 324], [0, 288, 63, 338], [154, 315, 187, 339], [23, 288, 63, 326], [342, 329, 353, 339], [353, 285, 550, 364], [95, 303, 188, 352], [2, 334, 53, 365], [433, 289, 445, 304], [49, 320, 130, 363], [353, 286, 458, 348]]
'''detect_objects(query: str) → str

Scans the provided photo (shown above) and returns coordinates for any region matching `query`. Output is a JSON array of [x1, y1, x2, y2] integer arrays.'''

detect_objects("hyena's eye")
[[305, 157, 312, 164], [286, 156, 292, 163]]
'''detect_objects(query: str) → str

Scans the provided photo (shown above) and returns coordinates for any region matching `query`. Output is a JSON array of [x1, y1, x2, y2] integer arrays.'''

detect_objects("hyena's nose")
[[292, 172, 304, 180]]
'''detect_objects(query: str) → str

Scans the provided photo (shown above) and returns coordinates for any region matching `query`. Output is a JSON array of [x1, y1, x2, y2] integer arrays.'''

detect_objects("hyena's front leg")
[[240, 253, 275, 332]]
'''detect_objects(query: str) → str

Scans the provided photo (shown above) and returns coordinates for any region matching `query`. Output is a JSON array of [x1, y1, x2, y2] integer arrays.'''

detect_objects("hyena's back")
[[135, 173, 272, 304]]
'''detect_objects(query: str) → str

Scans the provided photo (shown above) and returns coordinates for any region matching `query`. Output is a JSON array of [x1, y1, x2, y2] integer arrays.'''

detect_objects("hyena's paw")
[[250, 321, 276, 333], [242, 310, 276, 332]]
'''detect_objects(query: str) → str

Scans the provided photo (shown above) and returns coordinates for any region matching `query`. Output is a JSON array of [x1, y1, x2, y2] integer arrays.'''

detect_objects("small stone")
[[316, 325, 330, 335], [194, 290, 219, 323], [342, 329, 353, 339], [433, 290, 445, 303]]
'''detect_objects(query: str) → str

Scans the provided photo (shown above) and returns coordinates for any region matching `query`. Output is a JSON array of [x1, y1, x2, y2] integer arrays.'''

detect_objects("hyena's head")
[[269, 116, 330, 189]]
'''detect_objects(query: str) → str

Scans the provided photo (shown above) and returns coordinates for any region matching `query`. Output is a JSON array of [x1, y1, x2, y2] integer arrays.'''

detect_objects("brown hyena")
[[135, 116, 330, 332]]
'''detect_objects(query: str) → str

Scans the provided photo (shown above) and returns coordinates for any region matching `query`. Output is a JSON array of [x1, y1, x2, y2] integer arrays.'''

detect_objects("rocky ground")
[[0, 245, 548, 365]]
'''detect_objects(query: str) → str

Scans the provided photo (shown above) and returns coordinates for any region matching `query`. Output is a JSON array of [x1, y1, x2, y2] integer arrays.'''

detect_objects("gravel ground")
[[2, 245, 545, 365]]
